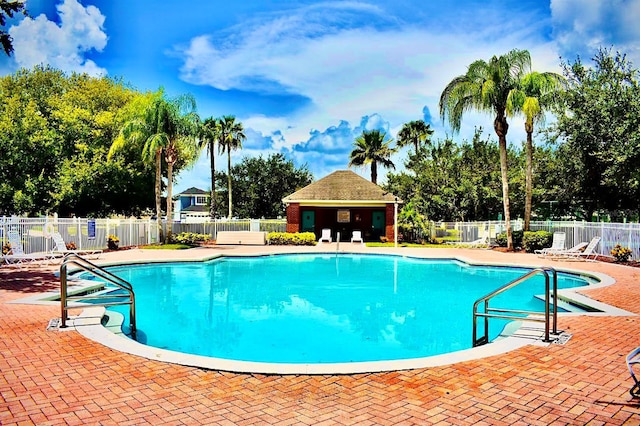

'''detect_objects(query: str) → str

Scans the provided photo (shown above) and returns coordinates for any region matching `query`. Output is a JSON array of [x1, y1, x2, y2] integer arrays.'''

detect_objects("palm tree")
[[439, 49, 532, 250], [508, 71, 566, 231], [199, 117, 220, 219], [348, 129, 396, 184], [110, 92, 198, 241], [396, 120, 434, 154], [159, 95, 199, 239], [109, 92, 165, 240], [217, 115, 246, 219]]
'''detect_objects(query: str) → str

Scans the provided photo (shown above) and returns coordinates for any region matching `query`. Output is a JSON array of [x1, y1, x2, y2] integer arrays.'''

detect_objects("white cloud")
[[9, 0, 107, 75], [175, 1, 564, 186], [550, 0, 640, 63]]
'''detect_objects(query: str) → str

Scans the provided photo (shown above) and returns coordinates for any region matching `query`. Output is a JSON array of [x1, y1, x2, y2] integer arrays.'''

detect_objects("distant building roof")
[[178, 187, 209, 196], [283, 170, 400, 204]]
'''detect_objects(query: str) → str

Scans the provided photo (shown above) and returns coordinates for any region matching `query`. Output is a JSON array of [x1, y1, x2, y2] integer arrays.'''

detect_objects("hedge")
[[267, 232, 317, 246]]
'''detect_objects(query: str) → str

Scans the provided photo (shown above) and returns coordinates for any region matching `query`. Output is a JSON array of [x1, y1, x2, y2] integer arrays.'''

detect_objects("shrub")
[[170, 232, 209, 246], [267, 232, 316, 246], [107, 234, 119, 250], [65, 241, 77, 250], [522, 231, 553, 253], [2, 242, 11, 255], [495, 230, 523, 248], [611, 244, 632, 262]]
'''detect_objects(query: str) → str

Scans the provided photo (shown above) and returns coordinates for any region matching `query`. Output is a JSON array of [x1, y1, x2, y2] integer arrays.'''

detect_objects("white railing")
[[4, 216, 637, 259], [1, 217, 286, 254], [0, 216, 159, 253], [438, 220, 640, 259]]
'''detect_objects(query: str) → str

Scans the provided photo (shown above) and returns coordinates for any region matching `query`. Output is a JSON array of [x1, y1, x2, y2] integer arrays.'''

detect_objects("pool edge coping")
[[54, 250, 636, 375]]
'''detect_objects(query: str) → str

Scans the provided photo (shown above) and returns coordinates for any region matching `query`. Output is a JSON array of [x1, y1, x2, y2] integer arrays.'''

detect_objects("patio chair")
[[350, 230, 364, 244], [534, 232, 566, 257], [51, 232, 102, 258], [3, 230, 55, 266], [554, 236, 601, 261], [318, 228, 332, 243], [627, 346, 640, 398], [544, 242, 588, 258]]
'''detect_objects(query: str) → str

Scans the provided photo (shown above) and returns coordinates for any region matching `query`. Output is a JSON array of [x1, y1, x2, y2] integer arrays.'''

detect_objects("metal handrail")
[[472, 267, 557, 347], [59, 253, 136, 340]]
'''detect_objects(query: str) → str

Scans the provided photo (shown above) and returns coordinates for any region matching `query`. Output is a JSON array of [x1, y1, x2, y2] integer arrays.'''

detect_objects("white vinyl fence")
[[3, 216, 638, 259], [440, 220, 640, 259], [1, 217, 287, 254]]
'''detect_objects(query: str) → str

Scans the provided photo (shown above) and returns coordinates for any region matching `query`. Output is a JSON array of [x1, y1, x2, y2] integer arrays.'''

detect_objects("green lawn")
[[140, 243, 192, 250]]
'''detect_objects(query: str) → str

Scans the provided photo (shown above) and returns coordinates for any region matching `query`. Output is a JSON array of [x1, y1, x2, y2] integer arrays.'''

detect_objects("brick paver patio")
[[1, 246, 639, 425]]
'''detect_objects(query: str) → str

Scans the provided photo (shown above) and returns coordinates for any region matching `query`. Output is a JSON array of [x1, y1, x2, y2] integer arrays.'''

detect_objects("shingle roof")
[[283, 170, 400, 203], [179, 187, 209, 195]]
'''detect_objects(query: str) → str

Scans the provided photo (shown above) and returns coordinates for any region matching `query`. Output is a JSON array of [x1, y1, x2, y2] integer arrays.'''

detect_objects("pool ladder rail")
[[472, 267, 558, 347], [59, 253, 136, 340]]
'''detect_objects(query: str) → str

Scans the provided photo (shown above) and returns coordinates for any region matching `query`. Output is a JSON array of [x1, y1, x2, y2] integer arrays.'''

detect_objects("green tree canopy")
[[214, 153, 312, 219], [0, 0, 26, 56], [554, 48, 640, 220], [0, 66, 155, 216]]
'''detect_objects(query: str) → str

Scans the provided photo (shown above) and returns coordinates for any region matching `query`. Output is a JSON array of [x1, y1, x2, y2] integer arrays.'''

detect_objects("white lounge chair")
[[351, 230, 364, 244], [318, 228, 332, 243], [545, 241, 589, 258], [627, 346, 640, 398], [3, 230, 55, 266], [535, 232, 566, 257], [554, 236, 601, 261], [51, 232, 102, 258]]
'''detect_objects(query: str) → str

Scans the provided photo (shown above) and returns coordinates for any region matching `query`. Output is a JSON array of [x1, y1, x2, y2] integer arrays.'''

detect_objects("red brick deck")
[[1, 247, 639, 425]]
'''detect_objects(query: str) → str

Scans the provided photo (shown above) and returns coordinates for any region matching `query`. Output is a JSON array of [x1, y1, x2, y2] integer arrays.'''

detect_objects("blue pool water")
[[94, 254, 591, 364]]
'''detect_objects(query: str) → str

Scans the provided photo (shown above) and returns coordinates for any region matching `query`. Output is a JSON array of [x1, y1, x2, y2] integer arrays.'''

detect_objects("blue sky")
[[2, 0, 640, 194]]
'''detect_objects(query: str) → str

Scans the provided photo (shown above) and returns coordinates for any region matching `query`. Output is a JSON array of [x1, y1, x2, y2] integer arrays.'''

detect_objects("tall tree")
[[509, 71, 566, 230], [111, 91, 199, 240], [396, 120, 434, 154], [160, 94, 199, 239], [199, 117, 220, 219], [439, 49, 532, 250], [217, 115, 246, 219], [218, 153, 313, 219], [348, 129, 396, 184], [0, 0, 26, 56], [554, 48, 640, 220]]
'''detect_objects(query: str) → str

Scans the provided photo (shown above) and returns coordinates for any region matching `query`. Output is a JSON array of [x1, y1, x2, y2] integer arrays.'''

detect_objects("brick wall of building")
[[385, 204, 396, 241], [286, 203, 301, 233]]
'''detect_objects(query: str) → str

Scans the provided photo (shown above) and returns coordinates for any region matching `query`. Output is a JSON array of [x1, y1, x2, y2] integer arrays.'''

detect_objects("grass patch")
[[140, 244, 192, 250]]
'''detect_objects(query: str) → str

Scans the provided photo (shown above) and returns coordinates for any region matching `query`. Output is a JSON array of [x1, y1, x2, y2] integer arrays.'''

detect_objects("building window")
[[195, 196, 207, 205]]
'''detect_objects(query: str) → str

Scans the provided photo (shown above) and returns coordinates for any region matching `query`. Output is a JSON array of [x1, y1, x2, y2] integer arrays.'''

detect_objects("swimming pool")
[[89, 254, 593, 367]]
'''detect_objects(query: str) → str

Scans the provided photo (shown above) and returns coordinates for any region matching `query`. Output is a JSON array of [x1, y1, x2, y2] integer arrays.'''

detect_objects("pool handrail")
[[472, 267, 558, 347], [59, 253, 136, 340]]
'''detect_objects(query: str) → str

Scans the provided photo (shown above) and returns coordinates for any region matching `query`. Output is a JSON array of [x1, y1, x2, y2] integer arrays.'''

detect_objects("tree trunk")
[[166, 161, 174, 241], [155, 148, 163, 243], [524, 124, 534, 231], [209, 141, 216, 219], [165, 144, 178, 242], [495, 113, 513, 251], [371, 161, 378, 185], [227, 149, 233, 219]]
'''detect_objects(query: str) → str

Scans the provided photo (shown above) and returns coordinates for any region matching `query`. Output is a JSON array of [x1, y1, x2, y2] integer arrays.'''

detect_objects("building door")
[[372, 211, 385, 240], [301, 210, 315, 233]]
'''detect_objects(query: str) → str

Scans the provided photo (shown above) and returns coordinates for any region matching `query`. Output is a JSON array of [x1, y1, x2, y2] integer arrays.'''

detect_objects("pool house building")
[[282, 170, 401, 242]]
